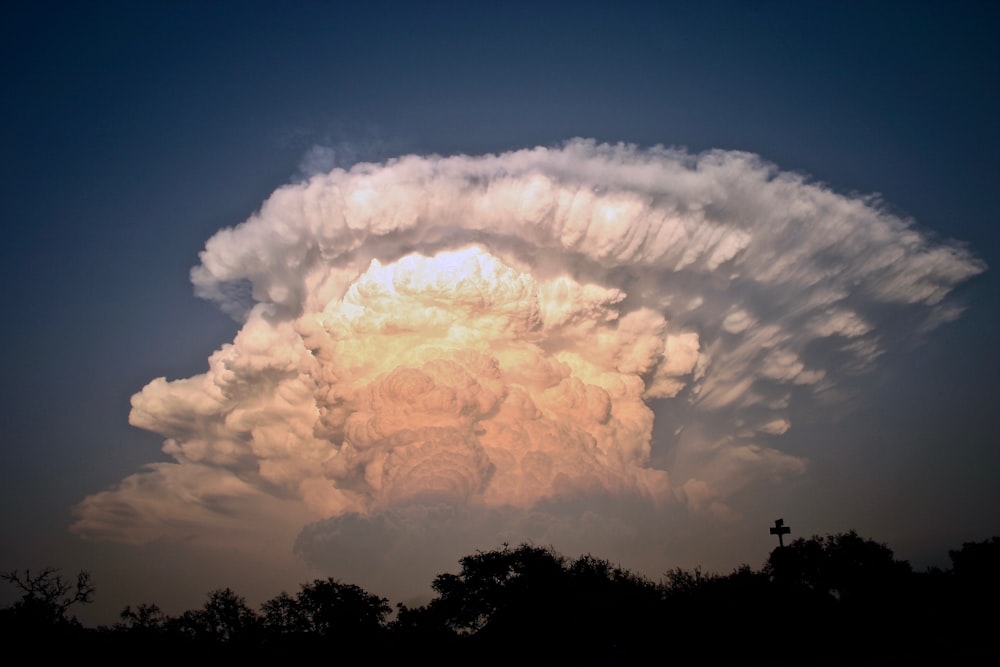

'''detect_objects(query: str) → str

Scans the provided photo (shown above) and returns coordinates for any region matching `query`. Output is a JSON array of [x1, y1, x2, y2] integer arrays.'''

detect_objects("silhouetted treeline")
[[3, 532, 998, 664]]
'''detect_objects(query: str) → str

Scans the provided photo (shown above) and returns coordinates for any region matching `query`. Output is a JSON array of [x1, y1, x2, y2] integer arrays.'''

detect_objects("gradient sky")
[[2, 1, 997, 625]]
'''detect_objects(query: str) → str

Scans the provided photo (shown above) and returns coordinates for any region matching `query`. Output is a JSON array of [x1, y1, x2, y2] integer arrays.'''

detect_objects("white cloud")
[[73, 140, 984, 565]]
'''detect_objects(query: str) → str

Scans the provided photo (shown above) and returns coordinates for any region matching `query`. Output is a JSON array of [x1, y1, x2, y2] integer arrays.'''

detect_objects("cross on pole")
[[770, 518, 790, 547]]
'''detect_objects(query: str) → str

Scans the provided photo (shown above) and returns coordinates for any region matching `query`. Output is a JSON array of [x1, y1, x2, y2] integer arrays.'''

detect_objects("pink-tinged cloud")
[[72, 140, 984, 563]]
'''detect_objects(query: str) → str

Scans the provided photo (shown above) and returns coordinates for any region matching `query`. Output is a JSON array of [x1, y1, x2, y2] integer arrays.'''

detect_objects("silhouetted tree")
[[416, 543, 664, 662], [115, 603, 166, 633], [258, 578, 389, 654], [660, 564, 790, 663], [259, 591, 306, 636], [949, 536, 1000, 591], [429, 543, 567, 635], [171, 588, 259, 644], [941, 536, 1000, 655], [0, 567, 94, 629], [10, 531, 997, 662], [762, 530, 915, 662], [296, 577, 390, 638], [661, 564, 715, 597], [765, 530, 911, 602], [390, 600, 462, 653]]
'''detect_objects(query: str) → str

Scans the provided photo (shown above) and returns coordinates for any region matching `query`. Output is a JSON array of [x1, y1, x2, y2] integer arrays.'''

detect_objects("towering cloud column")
[[73, 140, 984, 555]]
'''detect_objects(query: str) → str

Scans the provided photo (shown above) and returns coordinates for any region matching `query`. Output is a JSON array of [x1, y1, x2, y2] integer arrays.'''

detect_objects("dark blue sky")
[[2, 1, 997, 623]]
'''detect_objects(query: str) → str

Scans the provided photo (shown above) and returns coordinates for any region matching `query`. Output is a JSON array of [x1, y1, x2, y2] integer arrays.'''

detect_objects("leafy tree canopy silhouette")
[[764, 530, 911, 602], [416, 542, 663, 662], [5, 531, 999, 662], [260, 577, 390, 639], [949, 536, 1000, 589], [172, 588, 259, 643]]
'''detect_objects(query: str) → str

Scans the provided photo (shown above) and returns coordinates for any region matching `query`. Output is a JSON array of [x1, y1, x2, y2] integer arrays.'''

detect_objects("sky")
[[2, 1, 998, 625]]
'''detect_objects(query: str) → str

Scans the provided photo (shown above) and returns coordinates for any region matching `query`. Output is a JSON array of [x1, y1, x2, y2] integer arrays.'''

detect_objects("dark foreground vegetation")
[[3, 532, 997, 664]]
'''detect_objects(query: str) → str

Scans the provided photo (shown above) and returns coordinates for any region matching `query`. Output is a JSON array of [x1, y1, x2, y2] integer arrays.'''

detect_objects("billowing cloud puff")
[[72, 140, 984, 558]]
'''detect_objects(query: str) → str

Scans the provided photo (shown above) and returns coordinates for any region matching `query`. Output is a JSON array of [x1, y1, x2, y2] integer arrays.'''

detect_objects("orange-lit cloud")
[[72, 140, 984, 559]]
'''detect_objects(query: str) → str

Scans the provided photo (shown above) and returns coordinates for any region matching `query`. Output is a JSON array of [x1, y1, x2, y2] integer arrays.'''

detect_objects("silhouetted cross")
[[770, 518, 790, 547]]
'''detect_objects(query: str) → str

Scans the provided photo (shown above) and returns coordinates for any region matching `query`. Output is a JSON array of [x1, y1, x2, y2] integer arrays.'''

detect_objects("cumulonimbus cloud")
[[72, 139, 984, 551]]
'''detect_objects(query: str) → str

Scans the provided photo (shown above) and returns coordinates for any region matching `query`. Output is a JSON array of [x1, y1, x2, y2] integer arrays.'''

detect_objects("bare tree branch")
[[1, 567, 95, 620]]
